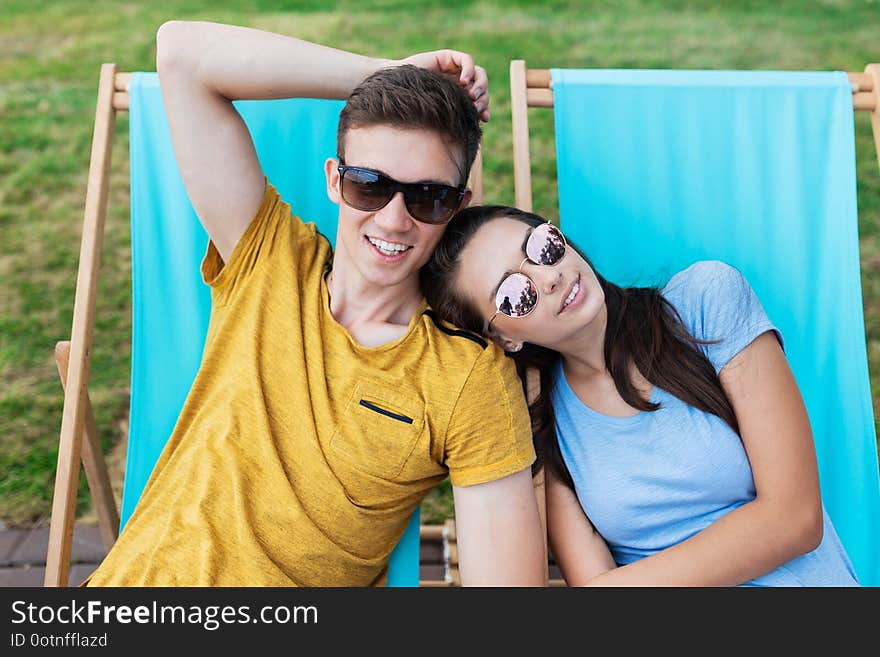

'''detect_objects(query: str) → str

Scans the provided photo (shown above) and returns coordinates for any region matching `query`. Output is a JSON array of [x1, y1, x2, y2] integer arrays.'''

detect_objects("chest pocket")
[[330, 379, 425, 480]]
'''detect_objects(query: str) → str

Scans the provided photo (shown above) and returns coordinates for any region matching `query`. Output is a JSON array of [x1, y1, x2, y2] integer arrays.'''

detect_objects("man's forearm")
[[156, 20, 393, 101]]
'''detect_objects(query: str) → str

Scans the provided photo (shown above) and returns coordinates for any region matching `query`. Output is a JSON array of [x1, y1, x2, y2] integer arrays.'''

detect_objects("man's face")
[[325, 125, 469, 291]]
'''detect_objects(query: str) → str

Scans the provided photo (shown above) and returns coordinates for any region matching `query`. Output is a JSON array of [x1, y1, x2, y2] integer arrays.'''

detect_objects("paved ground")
[[0, 522, 450, 587], [0, 523, 105, 587], [0, 522, 562, 586]]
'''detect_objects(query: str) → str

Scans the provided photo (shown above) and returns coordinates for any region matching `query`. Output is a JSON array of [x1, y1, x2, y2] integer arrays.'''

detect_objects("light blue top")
[[552, 260, 859, 586]]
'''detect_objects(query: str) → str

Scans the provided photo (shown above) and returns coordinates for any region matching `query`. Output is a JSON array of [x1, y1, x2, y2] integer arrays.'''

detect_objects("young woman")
[[421, 205, 860, 586]]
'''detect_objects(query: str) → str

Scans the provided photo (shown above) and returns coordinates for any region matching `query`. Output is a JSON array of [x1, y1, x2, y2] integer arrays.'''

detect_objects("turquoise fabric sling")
[[125, 72, 420, 586], [551, 68, 880, 586]]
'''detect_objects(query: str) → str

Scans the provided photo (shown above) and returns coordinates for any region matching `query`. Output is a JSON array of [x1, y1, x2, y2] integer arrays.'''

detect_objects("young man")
[[85, 21, 545, 586]]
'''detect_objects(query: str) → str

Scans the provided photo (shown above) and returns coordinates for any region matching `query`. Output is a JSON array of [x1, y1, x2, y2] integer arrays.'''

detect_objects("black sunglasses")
[[337, 162, 466, 225]]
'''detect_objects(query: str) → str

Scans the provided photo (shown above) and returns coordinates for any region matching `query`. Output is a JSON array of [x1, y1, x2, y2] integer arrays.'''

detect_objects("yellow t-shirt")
[[85, 182, 535, 586]]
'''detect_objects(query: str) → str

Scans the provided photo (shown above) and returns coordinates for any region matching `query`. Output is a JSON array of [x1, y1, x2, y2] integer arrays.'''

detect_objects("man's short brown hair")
[[337, 64, 482, 187]]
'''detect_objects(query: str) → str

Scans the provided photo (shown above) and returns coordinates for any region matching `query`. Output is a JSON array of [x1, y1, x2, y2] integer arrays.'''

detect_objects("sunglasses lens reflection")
[[341, 168, 390, 211], [340, 166, 461, 224], [405, 186, 459, 224], [526, 223, 566, 265], [496, 273, 538, 318]]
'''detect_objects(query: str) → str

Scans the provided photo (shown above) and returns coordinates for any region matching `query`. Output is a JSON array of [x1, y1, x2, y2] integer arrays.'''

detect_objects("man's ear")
[[459, 188, 473, 210], [325, 157, 341, 205]]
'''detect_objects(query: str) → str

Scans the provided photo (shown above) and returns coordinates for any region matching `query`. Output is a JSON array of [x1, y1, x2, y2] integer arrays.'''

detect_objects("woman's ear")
[[487, 332, 523, 353]]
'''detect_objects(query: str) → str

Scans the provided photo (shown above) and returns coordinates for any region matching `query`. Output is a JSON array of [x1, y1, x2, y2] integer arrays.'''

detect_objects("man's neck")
[[325, 267, 424, 347]]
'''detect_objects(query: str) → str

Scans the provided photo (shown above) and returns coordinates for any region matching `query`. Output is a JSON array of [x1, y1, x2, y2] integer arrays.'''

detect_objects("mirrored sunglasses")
[[488, 222, 567, 330]]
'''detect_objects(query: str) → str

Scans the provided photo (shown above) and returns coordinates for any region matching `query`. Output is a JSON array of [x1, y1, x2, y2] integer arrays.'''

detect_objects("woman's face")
[[456, 216, 605, 351]]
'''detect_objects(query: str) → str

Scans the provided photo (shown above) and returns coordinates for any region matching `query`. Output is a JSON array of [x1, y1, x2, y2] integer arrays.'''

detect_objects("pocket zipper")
[[358, 399, 414, 424]]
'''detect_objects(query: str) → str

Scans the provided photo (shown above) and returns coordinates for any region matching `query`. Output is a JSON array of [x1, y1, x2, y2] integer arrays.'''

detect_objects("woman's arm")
[[582, 331, 823, 586], [545, 466, 617, 585]]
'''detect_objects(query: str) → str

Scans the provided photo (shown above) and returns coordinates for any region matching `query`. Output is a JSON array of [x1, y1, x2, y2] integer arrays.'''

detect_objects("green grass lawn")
[[2, 0, 879, 527]]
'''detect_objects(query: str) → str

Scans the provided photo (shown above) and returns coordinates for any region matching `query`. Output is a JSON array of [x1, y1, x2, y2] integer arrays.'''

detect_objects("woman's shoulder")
[[662, 261, 781, 370], [661, 260, 759, 332], [663, 260, 746, 296], [662, 260, 748, 301]]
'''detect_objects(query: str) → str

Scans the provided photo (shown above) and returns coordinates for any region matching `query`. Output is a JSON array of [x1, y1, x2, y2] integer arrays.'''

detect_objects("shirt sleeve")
[[200, 179, 324, 304], [443, 346, 536, 487], [664, 260, 783, 374]]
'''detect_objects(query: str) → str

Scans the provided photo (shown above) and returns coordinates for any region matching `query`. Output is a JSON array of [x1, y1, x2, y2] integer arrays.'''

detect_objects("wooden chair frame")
[[510, 60, 880, 586], [44, 64, 495, 587]]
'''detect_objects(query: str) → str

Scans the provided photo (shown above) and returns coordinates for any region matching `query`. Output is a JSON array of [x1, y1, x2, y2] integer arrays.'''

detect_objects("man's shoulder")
[[416, 308, 518, 384], [420, 308, 489, 351], [251, 181, 334, 272]]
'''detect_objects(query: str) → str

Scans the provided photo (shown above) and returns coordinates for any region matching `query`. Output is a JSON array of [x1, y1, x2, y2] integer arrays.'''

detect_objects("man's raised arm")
[[155, 21, 490, 263], [155, 20, 392, 262]]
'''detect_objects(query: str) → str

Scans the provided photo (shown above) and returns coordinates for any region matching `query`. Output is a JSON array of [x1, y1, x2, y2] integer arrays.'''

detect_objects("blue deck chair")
[[49, 65, 487, 586], [510, 62, 880, 586]]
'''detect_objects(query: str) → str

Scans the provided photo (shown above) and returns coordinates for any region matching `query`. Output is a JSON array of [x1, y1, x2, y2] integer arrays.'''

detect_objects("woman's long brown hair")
[[421, 205, 740, 492]]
